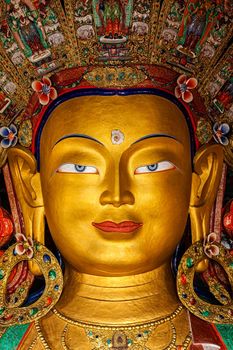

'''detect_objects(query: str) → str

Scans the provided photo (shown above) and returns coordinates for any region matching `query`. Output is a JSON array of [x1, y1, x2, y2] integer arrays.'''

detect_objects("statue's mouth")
[[92, 221, 143, 233]]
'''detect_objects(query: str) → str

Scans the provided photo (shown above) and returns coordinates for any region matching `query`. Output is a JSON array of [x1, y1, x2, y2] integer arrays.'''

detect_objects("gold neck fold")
[[37, 262, 191, 350], [56, 261, 181, 325]]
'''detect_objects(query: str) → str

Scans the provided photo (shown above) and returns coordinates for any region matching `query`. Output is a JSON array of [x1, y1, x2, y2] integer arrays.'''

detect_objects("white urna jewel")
[[111, 129, 125, 145]]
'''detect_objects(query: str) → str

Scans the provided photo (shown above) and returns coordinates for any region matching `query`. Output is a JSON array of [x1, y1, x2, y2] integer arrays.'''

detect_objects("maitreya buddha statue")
[[0, 0, 232, 349], [0, 71, 232, 349]]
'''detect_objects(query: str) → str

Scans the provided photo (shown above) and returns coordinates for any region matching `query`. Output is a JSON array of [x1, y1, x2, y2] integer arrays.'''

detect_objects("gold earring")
[[177, 233, 233, 323], [0, 233, 63, 326]]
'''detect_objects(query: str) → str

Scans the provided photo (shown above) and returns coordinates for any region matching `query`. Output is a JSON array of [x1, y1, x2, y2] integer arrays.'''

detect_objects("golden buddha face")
[[39, 95, 192, 276]]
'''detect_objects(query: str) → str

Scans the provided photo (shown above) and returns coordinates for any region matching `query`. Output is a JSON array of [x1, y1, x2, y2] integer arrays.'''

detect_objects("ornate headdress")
[[0, 0, 232, 166]]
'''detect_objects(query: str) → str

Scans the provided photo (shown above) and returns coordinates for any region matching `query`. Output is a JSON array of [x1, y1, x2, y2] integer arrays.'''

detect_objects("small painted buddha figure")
[[97, 0, 126, 38], [0, 66, 232, 350], [7, 0, 48, 58]]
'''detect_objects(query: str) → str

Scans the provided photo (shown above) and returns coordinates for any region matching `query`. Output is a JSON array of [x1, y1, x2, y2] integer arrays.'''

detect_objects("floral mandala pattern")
[[213, 123, 230, 146], [203, 233, 220, 259], [32, 77, 58, 106], [0, 124, 18, 149], [14, 233, 34, 259], [174, 75, 198, 103]]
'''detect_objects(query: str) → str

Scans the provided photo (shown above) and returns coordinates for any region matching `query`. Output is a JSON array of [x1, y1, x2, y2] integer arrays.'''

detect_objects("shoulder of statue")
[[0, 322, 42, 350]]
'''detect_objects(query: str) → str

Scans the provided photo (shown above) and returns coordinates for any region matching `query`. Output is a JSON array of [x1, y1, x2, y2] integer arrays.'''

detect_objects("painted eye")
[[57, 163, 98, 174], [135, 161, 175, 174]]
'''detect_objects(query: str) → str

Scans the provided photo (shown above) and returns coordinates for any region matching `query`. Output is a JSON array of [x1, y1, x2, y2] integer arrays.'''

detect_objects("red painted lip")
[[92, 221, 143, 233]]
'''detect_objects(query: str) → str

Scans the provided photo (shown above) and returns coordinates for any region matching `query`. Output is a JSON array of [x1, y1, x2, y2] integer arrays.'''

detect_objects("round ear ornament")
[[0, 233, 63, 326], [177, 233, 233, 324]]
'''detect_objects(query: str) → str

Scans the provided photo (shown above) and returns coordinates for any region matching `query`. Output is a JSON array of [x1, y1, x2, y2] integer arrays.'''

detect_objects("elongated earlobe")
[[189, 144, 223, 272], [190, 144, 224, 243], [7, 146, 45, 275]]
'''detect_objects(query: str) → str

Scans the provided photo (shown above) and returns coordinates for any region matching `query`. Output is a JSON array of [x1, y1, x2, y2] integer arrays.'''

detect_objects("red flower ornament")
[[15, 233, 34, 259], [32, 76, 57, 106], [223, 200, 233, 238], [0, 208, 14, 247], [175, 75, 198, 103]]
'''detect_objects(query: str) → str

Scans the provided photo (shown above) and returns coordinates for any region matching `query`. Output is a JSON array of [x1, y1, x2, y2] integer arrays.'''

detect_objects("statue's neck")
[[56, 262, 181, 325]]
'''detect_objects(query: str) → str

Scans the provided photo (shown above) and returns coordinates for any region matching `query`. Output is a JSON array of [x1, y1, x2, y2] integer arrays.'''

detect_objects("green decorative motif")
[[0, 324, 29, 350], [0, 270, 5, 280], [49, 269, 57, 280], [201, 310, 210, 317], [29, 308, 39, 317], [186, 257, 193, 268], [217, 324, 233, 350], [84, 67, 146, 88]]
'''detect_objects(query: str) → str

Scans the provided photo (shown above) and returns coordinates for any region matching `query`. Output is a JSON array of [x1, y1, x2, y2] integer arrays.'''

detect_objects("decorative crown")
[[0, 0, 232, 166]]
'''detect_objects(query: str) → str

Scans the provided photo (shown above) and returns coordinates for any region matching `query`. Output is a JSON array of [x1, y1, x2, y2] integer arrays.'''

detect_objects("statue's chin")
[[61, 250, 174, 278]]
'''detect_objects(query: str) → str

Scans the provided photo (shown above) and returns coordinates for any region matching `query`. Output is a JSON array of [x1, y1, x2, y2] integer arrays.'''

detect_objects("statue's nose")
[[99, 165, 135, 207], [99, 189, 135, 207]]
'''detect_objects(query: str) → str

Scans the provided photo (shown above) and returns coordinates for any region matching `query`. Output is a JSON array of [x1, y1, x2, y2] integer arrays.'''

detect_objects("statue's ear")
[[7, 146, 45, 246], [190, 144, 223, 244]]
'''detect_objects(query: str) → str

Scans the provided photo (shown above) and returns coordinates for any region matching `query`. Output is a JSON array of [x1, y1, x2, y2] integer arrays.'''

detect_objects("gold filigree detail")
[[18, 119, 33, 148], [84, 67, 146, 88], [0, 240, 63, 326], [177, 240, 233, 323], [35, 311, 192, 350], [53, 305, 183, 330]]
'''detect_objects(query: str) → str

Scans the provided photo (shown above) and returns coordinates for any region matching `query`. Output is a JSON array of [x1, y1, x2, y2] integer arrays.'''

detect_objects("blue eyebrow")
[[54, 133, 179, 148], [53, 134, 104, 148], [132, 134, 179, 145]]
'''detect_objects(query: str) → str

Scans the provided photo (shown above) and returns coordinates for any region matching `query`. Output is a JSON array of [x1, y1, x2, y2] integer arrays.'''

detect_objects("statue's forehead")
[[41, 95, 190, 151]]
